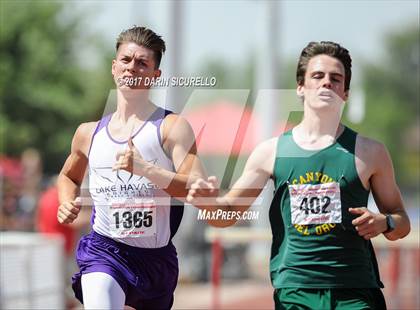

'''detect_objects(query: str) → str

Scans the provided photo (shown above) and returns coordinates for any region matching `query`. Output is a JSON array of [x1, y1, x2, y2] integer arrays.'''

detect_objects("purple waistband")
[[91, 230, 176, 256]]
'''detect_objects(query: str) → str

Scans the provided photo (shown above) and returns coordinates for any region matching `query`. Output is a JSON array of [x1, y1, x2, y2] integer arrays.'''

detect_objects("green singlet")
[[269, 126, 385, 309]]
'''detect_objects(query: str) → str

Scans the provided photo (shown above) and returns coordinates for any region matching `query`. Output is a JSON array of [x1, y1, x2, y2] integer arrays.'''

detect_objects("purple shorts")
[[72, 230, 178, 309]]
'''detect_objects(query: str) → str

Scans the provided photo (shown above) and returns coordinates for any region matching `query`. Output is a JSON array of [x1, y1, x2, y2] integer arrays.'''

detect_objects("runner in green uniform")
[[187, 41, 411, 309]]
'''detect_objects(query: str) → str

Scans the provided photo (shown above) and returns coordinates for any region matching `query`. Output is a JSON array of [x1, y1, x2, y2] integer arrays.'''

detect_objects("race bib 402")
[[288, 182, 342, 225]]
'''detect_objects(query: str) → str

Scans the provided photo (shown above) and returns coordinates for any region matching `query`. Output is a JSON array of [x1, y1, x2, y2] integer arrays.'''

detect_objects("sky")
[[72, 0, 420, 75]]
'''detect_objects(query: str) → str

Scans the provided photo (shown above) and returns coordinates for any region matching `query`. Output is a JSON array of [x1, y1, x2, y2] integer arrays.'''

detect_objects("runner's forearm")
[[383, 209, 410, 241], [140, 161, 202, 201], [57, 173, 80, 204]]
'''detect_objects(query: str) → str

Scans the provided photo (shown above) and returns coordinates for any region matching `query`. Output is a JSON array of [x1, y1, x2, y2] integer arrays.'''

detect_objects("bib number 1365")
[[113, 210, 153, 229], [109, 201, 156, 237]]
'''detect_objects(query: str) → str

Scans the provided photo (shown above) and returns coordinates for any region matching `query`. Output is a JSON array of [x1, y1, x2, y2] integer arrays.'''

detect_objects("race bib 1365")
[[109, 199, 157, 238]]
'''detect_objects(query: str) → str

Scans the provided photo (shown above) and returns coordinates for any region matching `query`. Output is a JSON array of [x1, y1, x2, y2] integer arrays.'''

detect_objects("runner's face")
[[297, 55, 348, 108], [112, 42, 161, 89]]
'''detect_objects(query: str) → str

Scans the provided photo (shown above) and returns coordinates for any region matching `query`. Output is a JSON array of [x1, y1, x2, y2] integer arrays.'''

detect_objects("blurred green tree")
[[348, 24, 419, 189], [0, 1, 113, 174]]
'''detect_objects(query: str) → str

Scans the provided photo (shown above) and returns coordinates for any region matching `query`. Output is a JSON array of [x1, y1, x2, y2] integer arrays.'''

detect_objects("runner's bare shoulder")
[[356, 134, 388, 162], [161, 113, 191, 134], [72, 121, 99, 156], [160, 113, 195, 147], [247, 137, 277, 177], [355, 134, 391, 179]]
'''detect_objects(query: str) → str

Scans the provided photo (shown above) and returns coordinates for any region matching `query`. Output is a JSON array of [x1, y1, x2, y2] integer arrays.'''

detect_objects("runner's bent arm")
[[369, 142, 410, 240], [187, 138, 276, 227], [113, 114, 207, 201], [351, 137, 410, 240], [57, 122, 96, 224]]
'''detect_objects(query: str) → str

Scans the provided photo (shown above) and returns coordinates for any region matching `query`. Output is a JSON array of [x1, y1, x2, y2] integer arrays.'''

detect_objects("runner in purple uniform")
[[57, 26, 205, 310]]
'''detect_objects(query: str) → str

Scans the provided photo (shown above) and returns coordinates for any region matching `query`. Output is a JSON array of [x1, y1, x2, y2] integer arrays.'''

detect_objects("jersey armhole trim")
[[157, 110, 175, 167], [87, 120, 103, 158]]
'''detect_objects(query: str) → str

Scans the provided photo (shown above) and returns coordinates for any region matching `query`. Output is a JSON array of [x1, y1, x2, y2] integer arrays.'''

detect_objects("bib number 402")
[[113, 211, 153, 229], [299, 196, 331, 215]]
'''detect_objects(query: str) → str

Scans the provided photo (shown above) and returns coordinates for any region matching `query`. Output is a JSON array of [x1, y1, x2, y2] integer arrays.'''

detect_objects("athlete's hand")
[[57, 197, 82, 224], [113, 138, 146, 174], [186, 176, 220, 207], [349, 207, 387, 240]]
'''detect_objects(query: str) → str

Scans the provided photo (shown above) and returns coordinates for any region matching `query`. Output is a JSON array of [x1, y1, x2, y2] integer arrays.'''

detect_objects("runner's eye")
[[138, 60, 148, 67]]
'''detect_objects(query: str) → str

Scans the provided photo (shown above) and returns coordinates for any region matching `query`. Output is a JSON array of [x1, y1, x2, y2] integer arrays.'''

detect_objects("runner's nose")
[[125, 60, 137, 74], [322, 77, 332, 89]]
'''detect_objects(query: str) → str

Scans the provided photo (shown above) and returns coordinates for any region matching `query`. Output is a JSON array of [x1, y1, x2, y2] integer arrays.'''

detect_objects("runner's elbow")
[[206, 219, 237, 228]]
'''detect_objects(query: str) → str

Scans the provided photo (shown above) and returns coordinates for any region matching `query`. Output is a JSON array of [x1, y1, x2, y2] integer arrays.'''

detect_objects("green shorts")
[[274, 288, 386, 310]]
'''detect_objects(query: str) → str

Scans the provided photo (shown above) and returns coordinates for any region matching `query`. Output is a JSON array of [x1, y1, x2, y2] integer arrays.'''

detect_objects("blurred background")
[[0, 0, 418, 309]]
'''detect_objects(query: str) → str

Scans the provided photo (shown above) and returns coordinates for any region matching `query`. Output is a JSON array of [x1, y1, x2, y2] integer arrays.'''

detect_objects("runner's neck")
[[293, 108, 344, 150], [115, 89, 156, 122]]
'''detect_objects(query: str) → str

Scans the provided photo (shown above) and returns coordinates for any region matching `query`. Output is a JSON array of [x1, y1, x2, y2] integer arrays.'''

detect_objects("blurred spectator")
[[36, 176, 91, 308], [18, 148, 43, 230], [0, 149, 45, 231], [0, 156, 23, 230], [36, 176, 91, 254], [36, 178, 90, 255]]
